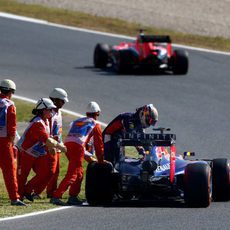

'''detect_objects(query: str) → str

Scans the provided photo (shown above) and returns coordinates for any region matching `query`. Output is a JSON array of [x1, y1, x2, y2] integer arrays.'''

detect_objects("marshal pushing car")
[[85, 128, 230, 207], [93, 30, 189, 74]]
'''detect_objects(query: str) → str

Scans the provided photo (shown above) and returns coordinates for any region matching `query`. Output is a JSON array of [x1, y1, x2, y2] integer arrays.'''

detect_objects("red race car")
[[94, 30, 189, 75]]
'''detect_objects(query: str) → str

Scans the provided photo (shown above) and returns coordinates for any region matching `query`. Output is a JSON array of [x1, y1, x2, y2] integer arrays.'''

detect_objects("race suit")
[[103, 112, 143, 165], [52, 116, 104, 199], [0, 94, 20, 201]]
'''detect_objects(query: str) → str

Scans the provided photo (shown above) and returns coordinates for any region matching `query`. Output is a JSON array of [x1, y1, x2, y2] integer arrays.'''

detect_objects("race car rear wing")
[[119, 133, 176, 147], [140, 35, 171, 43]]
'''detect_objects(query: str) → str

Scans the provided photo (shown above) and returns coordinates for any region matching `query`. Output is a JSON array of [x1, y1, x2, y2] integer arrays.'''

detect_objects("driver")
[[103, 104, 158, 165]]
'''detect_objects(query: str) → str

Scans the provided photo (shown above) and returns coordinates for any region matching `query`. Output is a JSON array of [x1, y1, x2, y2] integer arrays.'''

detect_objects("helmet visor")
[[144, 106, 157, 126]]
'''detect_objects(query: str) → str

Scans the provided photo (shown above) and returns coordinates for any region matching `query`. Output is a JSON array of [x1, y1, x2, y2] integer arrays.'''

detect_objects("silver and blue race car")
[[85, 128, 230, 207]]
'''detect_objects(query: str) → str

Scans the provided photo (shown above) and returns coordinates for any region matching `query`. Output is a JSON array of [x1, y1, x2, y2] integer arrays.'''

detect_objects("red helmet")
[[138, 104, 158, 128]]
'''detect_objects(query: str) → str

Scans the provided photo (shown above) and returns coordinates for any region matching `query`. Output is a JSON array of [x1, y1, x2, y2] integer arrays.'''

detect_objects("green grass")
[[0, 0, 230, 52], [15, 99, 34, 122]]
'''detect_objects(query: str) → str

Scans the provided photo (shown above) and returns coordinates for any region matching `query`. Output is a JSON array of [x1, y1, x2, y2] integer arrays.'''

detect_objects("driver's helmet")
[[138, 104, 158, 128]]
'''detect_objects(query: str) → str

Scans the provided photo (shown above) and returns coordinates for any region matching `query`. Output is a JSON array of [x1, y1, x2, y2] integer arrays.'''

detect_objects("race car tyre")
[[172, 50, 189, 75], [212, 158, 230, 201], [113, 50, 136, 74], [118, 192, 133, 201], [94, 43, 110, 68], [85, 162, 114, 206], [184, 163, 211, 207]]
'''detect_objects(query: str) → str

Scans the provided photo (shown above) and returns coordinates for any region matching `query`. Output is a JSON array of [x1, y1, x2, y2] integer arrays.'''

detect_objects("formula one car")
[[85, 128, 230, 207], [93, 31, 189, 74]]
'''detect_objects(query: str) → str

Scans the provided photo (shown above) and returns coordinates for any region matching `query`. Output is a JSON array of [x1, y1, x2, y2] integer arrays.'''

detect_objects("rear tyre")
[[94, 43, 110, 68], [171, 50, 189, 75], [85, 162, 114, 205], [184, 163, 211, 207], [212, 158, 230, 201], [113, 50, 137, 74]]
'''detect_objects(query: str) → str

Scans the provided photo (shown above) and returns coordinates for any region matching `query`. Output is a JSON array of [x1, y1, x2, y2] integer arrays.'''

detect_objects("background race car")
[[93, 31, 189, 75], [85, 128, 230, 207]]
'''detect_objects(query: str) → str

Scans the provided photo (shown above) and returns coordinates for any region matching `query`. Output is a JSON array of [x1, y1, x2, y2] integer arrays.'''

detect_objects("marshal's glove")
[[84, 155, 97, 163], [46, 138, 67, 153]]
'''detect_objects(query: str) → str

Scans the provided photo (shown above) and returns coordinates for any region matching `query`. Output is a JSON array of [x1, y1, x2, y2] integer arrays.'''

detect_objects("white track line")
[[0, 206, 71, 222], [0, 12, 230, 56]]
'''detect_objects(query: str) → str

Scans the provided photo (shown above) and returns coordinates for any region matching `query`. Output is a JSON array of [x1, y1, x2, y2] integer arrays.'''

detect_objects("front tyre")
[[184, 163, 211, 207], [113, 50, 137, 74]]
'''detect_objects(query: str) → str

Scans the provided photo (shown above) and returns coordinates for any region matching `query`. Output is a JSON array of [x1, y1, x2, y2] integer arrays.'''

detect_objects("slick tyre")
[[184, 163, 211, 207], [113, 50, 136, 74], [94, 43, 110, 68], [212, 158, 230, 201], [85, 162, 113, 206], [172, 50, 189, 75]]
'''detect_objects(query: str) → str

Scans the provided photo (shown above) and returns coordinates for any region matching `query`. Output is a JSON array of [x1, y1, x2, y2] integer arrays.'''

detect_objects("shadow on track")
[[78, 197, 187, 209], [74, 65, 182, 78], [104, 198, 186, 208]]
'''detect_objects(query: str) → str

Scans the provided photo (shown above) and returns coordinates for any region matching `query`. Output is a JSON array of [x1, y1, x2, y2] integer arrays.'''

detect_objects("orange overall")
[[0, 94, 20, 201], [46, 109, 63, 197], [52, 117, 104, 199], [17, 117, 51, 198]]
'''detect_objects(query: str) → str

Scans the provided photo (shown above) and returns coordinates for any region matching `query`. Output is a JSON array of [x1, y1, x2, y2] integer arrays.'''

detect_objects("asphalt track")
[[0, 15, 230, 229]]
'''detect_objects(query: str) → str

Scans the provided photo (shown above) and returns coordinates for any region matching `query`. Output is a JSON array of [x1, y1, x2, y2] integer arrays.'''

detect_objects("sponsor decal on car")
[[156, 163, 170, 172]]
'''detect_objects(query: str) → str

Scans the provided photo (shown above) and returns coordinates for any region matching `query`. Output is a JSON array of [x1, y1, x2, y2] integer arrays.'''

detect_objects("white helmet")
[[35, 98, 57, 110], [138, 104, 158, 128], [86, 101, 101, 113], [49, 88, 69, 102], [0, 79, 16, 91]]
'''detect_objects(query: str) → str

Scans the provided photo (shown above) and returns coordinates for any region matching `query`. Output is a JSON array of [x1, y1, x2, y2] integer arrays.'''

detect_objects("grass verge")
[[0, 0, 229, 52]]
